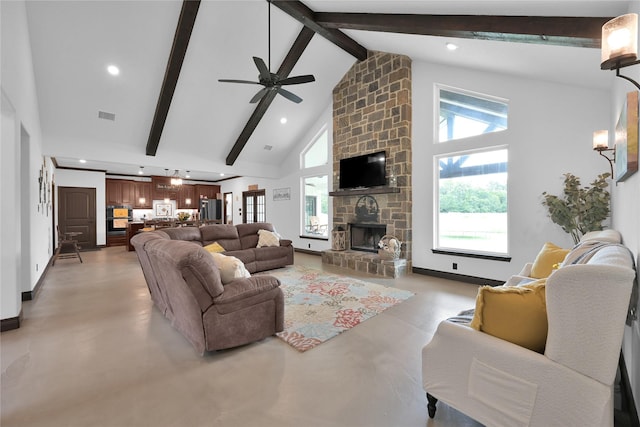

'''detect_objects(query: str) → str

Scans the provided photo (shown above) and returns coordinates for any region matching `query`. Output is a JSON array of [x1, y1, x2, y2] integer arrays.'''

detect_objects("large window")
[[436, 148, 508, 255], [300, 127, 329, 238], [438, 86, 508, 143], [302, 128, 328, 168], [302, 175, 329, 237]]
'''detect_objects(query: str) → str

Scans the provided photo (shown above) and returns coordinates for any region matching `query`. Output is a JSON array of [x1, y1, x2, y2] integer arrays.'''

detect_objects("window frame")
[[436, 84, 509, 144], [301, 125, 329, 169]]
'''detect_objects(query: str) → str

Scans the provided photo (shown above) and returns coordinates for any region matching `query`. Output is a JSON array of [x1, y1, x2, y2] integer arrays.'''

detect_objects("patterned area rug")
[[264, 265, 414, 352]]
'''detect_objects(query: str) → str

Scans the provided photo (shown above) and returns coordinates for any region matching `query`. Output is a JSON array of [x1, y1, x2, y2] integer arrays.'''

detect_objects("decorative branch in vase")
[[541, 172, 611, 245]]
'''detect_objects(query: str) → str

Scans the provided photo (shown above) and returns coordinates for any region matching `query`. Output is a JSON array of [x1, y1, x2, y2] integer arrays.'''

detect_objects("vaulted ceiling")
[[25, 1, 627, 182]]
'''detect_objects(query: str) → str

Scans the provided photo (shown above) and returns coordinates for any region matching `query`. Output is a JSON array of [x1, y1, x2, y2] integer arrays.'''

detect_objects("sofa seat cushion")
[[255, 245, 292, 261], [470, 280, 548, 353], [225, 249, 256, 267], [200, 224, 242, 251]]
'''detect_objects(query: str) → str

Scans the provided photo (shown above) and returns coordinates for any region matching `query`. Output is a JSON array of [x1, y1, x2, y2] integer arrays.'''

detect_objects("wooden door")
[[58, 187, 97, 249], [242, 190, 266, 223]]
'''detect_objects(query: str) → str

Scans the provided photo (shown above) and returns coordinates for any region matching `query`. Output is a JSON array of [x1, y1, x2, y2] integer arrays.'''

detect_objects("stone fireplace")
[[322, 51, 412, 278]]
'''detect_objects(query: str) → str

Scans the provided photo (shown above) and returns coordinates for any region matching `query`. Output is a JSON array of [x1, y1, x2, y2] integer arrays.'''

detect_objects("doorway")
[[242, 189, 266, 223], [223, 192, 233, 225], [58, 187, 97, 249]]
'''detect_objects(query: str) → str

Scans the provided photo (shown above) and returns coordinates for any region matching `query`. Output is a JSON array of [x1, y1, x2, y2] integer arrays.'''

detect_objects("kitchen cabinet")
[[178, 184, 195, 209], [134, 182, 152, 208], [106, 179, 135, 206], [195, 184, 220, 201]]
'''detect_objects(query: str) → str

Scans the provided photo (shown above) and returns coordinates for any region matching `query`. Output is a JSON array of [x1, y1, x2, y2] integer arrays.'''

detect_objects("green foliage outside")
[[542, 172, 611, 244], [439, 181, 507, 213]]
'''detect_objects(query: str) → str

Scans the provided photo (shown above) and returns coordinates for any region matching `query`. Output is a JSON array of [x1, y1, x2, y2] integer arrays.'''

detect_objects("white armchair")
[[422, 232, 636, 427]]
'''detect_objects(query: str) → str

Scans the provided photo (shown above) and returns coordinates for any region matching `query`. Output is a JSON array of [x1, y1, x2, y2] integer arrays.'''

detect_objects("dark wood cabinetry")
[[151, 177, 179, 201], [134, 182, 152, 208], [178, 185, 195, 209], [195, 184, 220, 201]]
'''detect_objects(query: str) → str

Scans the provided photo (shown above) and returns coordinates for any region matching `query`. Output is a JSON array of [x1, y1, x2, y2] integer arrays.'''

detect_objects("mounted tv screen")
[[339, 151, 387, 190]]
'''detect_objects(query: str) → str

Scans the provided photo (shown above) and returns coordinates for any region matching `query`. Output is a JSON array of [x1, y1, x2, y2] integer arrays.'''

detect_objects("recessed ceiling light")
[[220, 173, 225, 177], [446, 43, 458, 51], [107, 65, 120, 76], [280, 117, 287, 124], [79, 159, 87, 164]]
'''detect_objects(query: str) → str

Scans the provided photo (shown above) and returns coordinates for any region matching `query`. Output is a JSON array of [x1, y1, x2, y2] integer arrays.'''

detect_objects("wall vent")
[[98, 111, 116, 121]]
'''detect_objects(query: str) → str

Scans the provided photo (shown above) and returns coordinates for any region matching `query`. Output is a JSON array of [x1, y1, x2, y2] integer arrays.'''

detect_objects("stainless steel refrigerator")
[[200, 199, 222, 221]]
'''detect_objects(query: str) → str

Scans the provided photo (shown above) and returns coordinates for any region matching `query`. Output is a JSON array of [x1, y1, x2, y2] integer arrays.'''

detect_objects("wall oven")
[[106, 206, 132, 236]]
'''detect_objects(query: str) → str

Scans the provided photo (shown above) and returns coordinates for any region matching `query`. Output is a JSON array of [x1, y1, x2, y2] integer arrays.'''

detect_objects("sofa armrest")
[[422, 321, 613, 427], [279, 239, 292, 247], [213, 275, 281, 305]]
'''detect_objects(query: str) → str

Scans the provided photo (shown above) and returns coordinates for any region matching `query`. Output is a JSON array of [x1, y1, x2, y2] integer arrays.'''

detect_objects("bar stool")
[[52, 226, 83, 266]]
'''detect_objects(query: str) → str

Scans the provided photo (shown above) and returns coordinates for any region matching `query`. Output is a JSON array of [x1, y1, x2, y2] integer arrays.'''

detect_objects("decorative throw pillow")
[[209, 252, 251, 284], [530, 242, 570, 279], [257, 229, 280, 248], [470, 280, 548, 353], [204, 242, 225, 253]]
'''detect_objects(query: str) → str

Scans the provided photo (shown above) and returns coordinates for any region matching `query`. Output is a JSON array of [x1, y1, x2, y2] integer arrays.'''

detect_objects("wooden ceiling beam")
[[226, 26, 316, 166], [315, 13, 612, 48], [271, 1, 368, 61], [145, 0, 200, 157]]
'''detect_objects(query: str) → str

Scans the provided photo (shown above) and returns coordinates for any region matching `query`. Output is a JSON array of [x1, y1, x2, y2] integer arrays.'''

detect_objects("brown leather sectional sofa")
[[130, 223, 292, 354]]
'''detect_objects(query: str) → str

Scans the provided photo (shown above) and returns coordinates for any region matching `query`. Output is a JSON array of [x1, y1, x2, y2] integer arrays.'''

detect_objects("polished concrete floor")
[[2, 247, 484, 427]]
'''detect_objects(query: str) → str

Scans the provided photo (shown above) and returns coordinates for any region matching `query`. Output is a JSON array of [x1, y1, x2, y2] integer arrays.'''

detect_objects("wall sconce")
[[185, 198, 191, 205], [138, 166, 144, 175], [601, 13, 640, 90], [593, 130, 615, 176], [139, 197, 146, 205]]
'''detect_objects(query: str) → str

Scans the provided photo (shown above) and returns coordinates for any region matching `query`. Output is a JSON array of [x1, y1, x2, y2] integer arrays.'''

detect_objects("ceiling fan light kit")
[[218, 0, 315, 104]]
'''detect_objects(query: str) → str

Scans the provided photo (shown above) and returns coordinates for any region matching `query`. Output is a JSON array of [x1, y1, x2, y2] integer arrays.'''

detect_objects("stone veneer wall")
[[330, 51, 412, 270]]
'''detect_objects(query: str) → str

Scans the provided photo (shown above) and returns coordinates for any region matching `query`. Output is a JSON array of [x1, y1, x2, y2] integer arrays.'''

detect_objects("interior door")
[[242, 190, 266, 224], [58, 187, 97, 249]]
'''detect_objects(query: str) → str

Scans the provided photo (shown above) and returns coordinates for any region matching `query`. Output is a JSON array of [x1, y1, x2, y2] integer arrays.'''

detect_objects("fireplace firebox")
[[349, 223, 386, 253]]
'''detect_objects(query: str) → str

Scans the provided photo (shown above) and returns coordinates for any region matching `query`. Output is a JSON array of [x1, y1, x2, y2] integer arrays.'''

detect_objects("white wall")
[[1, 0, 51, 322], [412, 60, 610, 282], [55, 169, 107, 246], [611, 1, 640, 413], [220, 105, 333, 253]]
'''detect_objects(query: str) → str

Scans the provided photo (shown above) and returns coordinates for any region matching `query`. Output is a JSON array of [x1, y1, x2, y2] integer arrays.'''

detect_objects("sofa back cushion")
[[200, 224, 241, 251], [160, 226, 203, 245], [236, 223, 274, 249]]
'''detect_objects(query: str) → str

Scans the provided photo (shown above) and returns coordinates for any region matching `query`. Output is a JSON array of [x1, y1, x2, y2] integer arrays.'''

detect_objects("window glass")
[[303, 128, 328, 168], [436, 148, 508, 254], [438, 87, 508, 142], [302, 175, 329, 237]]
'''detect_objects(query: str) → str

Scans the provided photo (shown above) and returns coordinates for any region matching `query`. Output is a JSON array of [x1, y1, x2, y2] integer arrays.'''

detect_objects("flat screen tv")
[[339, 151, 387, 190]]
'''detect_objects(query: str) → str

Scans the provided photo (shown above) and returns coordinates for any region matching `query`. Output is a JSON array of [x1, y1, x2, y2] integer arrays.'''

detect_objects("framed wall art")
[[273, 187, 291, 201], [615, 91, 639, 182]]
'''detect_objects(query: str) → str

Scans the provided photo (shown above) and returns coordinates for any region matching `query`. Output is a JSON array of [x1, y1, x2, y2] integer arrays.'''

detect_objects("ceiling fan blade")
[[253, 57, 271, 82], [276, 87, 303, 104], [218, 79, 261, 85], [278, 74, 315, 85], [250, 87, 270, 104]]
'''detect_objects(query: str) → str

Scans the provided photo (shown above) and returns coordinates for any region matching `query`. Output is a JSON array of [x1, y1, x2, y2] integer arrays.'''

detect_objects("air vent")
[[98, 111, 116, 121], [264, 145, 273, 151]]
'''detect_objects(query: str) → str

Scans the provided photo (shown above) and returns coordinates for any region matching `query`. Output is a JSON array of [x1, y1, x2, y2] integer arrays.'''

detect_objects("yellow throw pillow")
[[470, 280, 548, 353], [530, 242, 570, 279], [204, 242, 225, 253]]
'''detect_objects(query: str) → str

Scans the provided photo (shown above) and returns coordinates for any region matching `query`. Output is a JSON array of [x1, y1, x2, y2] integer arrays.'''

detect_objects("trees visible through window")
[[438, 87, 508, 143], [436, 148, 508, 254]]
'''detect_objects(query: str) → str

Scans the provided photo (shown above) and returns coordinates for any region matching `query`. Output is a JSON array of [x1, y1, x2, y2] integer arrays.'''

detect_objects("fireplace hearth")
[[350, 223, 386, 253]]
